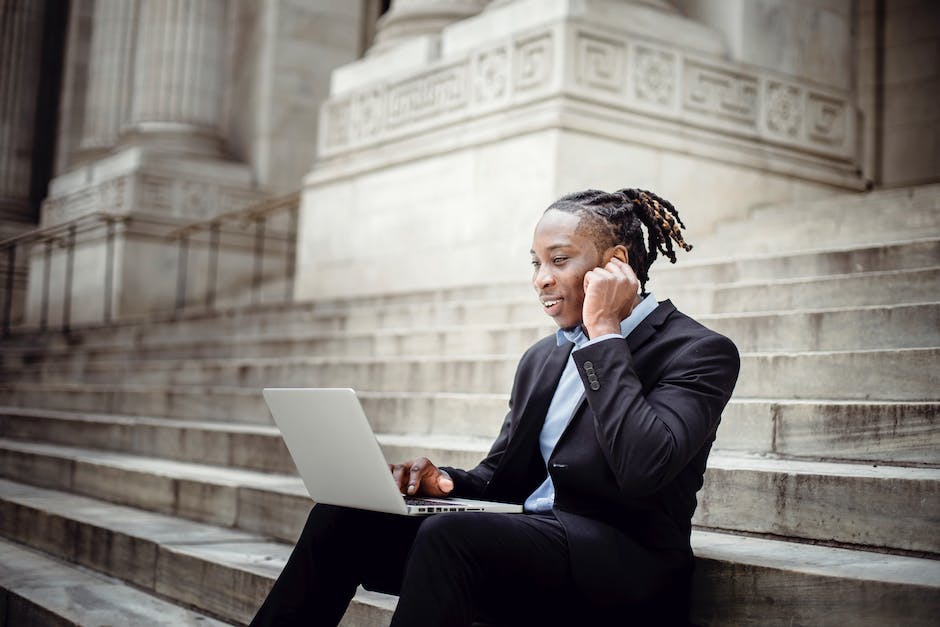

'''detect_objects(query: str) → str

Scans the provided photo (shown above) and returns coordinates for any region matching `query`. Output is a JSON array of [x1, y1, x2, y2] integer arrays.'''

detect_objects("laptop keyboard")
[[404, 497, 458, 507]]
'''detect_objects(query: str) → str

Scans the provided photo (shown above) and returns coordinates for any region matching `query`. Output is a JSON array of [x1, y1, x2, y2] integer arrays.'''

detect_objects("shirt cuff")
[[577, 333, 622, 349]]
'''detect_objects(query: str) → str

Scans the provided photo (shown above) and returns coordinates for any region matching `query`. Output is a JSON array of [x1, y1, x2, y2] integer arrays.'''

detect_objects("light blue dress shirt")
[[523, 294, 660, 513]]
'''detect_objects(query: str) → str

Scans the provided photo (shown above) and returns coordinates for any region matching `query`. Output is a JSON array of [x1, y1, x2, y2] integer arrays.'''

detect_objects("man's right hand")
[[389, 457, 454, 497]]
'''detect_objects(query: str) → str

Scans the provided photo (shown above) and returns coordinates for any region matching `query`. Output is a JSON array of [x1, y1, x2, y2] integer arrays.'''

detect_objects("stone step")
[[0, 381, 271, 423], [692, 183, 940, 258], [2, 389, 938, 466], [733, 347, 938, 401], [358, 438, 940, 555], [716, 400, 939, 465], [0, 437, 312, 543], [0, 385, 513, 434], [652, 236, 940, 285], [3, 236, 937, 351], [0, 538, 234, 626], [667, 266, 940, 315], [6, 347, 935, 401], [4, 384, 939, 462], [0, 478, 391, 626], [0, 407, 300, 473], [1, 478, 937, 626], [688, 530, 940, 626], [1, 438, 937, 554], [2, 302, 936, 369], [702, 302, 940, 352], [695, 455, 940, 554]]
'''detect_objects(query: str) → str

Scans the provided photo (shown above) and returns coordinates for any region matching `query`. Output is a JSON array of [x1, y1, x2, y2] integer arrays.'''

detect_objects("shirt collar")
[[555, 292, 659, 347]]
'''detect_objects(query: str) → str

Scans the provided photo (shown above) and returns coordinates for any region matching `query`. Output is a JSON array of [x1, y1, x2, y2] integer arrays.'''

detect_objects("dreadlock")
[[544, 188, 692, 294]]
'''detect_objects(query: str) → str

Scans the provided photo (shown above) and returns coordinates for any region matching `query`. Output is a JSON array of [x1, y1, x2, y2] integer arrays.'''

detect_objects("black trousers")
[[250, 504, 691, 627]]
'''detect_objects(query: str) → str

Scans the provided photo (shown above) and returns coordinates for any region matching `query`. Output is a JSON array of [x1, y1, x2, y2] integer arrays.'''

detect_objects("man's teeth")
[[543, 299, 560, 306]]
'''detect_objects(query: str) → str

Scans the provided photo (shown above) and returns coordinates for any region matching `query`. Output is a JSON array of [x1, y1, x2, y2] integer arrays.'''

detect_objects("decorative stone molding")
[[42, 171, 259, 226], [319, 21, 856, 177], [683, 60, 758, 125]]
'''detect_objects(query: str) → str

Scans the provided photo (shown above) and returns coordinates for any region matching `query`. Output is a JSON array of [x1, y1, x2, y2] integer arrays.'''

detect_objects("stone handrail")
[[1, 191, 301, 335], [164, 191, 301, 314], [1, 212, 128, 336]]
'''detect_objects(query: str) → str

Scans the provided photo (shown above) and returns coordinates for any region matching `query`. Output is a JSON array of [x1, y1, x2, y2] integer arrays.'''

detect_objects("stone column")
[[125, 0, 228, 157], [371, 0, 489, 53], [0, 0, 46, 223], [78, 0, 139, 157]]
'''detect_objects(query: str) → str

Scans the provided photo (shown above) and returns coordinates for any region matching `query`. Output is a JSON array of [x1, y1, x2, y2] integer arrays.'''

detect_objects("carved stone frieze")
[[684, 62, 759, 126], [765, 82, 803, 139], [42, 175, 131, 225], [473, 47, 509, 104], [319, 23, 853, 163], [633, 45, 676, 107], [514, 33, 554, 93], [806, 92, 847, 147], [387, 63, 469, 129], [352, 88, 386, 142], [575, 32, 625, 94], [139, 175, 172, 213]]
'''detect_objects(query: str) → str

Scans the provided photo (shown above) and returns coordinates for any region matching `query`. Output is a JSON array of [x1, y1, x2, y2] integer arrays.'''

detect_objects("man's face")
[[530, 209, 603, 330]]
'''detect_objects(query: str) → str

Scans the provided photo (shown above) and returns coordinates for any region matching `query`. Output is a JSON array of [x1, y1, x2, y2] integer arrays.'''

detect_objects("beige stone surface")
[[0, 539, 232, 626], [691, 530, 940, 626]]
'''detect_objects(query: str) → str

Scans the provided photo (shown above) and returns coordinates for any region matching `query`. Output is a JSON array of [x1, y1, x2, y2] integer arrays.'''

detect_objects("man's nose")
[[534, 265, 555, 289]]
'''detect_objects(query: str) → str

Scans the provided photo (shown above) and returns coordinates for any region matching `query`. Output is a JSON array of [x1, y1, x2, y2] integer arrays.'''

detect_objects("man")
[[251, 188, 740, 627]]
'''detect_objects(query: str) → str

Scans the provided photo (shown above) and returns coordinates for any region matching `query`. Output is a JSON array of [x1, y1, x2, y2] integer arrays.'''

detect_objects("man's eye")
[[553, 257, 567, 264], [530, 260, 541, 268]]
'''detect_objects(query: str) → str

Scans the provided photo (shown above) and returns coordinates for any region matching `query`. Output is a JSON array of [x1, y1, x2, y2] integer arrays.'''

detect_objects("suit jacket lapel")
[[508, 340, 572, 443], [485, 339, 572, 500]]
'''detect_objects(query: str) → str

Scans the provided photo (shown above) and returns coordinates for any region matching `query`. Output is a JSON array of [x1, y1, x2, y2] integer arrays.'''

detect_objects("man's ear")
[[602, 244, 629, 265]]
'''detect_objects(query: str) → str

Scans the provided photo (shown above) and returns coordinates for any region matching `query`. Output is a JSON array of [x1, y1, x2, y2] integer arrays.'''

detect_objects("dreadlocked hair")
[[545, 188, 692, 294]]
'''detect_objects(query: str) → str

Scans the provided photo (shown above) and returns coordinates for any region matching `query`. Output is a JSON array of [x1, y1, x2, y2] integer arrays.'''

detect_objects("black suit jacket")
[[441, 300, 740, 607]]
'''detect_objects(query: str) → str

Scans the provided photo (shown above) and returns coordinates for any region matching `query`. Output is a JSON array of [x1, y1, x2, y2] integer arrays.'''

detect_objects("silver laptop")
[[263, 388, 522, 516]]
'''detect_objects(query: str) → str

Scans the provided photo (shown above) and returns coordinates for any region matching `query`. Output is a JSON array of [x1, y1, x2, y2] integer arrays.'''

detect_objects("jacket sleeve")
[[570, 332, 739, 498]]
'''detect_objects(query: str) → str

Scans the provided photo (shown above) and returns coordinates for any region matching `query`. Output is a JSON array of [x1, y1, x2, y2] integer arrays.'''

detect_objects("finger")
[[407, 458, 428, 495], [585, 268, 612, 288], [610, 257, 638, 279], [437, 473, 454, 494], [605, 261, 627, 279]]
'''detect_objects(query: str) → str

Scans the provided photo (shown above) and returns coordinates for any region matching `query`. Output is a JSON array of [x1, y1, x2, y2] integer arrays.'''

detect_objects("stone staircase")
[[0, 184, 938, 625]]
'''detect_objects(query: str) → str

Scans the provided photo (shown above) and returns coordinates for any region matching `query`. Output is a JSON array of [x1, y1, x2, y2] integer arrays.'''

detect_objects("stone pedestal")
[[296, 0, 862, 300], [23, 147, 264, 326]]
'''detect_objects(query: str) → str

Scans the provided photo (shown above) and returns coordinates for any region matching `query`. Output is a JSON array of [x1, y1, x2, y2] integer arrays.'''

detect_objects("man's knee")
[[413, 512, 470, 542], [409, 512, 479, 561]]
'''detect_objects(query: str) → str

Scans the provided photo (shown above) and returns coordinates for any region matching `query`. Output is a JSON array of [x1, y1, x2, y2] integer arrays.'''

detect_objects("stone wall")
[[296, 0, 858, 300]]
